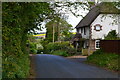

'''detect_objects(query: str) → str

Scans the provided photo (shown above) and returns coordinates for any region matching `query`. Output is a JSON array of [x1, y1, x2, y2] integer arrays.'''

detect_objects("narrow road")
[[30, 54, 118, 78]]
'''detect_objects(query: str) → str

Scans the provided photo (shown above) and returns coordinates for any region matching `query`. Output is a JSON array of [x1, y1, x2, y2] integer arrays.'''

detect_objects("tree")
[[2, 2, 55, 78], [45, 17, 73, 42]]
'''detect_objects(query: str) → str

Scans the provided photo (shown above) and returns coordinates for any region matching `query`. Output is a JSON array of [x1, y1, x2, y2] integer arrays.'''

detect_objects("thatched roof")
[[75, 2, 120, 29]]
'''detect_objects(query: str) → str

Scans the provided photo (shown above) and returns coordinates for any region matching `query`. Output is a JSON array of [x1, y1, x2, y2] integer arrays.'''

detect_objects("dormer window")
[[94, 24, 102, 31]]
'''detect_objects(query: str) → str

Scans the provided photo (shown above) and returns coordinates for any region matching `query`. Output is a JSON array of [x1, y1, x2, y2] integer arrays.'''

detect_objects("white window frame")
[[95, 40, 100, 49], [79, 29, 81, 33]]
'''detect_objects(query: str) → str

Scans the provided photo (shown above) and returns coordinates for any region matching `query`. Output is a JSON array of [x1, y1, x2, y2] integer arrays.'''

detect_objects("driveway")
[[30, 54, 118, 78]]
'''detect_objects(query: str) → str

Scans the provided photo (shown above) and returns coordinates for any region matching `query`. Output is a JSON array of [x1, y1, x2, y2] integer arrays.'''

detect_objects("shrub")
[[2, 27, 30, 78], [92, 49, 104, 54], [65, 46, 77, 55], [104, 30, 119, 40], [37, 49, 44, 54], [29, 42, 37, 54], [43, 41, 77, 56], [82, 49, 88, 56], [52, 50, 68, 57]]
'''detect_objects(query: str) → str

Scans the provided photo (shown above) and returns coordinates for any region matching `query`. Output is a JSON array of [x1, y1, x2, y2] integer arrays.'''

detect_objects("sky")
[[35, 2, 89, 33], [65, 9, 89, 32]]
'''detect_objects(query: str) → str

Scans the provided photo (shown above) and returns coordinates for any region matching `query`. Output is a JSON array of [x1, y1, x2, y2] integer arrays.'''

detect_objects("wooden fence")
[[100, 40, 120, 54]]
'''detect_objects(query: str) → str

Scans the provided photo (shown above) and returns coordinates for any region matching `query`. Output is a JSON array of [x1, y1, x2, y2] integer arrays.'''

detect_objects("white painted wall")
[[118, 15, 120, 37], [91, 14, 119, 39], [78, 27, 90, 39]]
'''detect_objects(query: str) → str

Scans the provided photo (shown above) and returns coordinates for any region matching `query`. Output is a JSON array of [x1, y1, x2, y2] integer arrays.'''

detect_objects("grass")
[[86, 51, 119, 71]]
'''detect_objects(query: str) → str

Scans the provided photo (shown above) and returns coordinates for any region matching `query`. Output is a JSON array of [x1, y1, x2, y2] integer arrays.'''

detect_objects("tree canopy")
[[45, 16, 73, 42], [2, 2, 54, 78]]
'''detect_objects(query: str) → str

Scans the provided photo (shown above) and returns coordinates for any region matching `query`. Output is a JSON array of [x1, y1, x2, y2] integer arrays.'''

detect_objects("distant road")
[[31, 54, 118, 78]]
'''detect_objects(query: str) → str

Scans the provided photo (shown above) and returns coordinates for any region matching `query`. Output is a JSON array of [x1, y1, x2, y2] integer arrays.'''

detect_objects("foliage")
[[87, 51, 119, 71], [82, 49, 88, 56], [92, 49, 104, 54], [2, 53, 30, 78], [52, 2, 120, 18], [44, 41, 69, 53], [61, 32, 74, 41], [51, 2, 89, 17], [40, 39, 49, 47], [29, 42, 37, 54], [2, 26, 30, 78], [104, 30, 119, 40], [42, 41, 77, 56], [45, 17, 73, 42], [2, 2, 53, 78], [27, 35, 38, 54], [52, 50, 68, 57]]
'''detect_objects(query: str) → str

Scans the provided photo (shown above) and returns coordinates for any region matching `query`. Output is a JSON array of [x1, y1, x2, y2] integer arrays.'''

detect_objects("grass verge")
[[86, 50, 119, 72]]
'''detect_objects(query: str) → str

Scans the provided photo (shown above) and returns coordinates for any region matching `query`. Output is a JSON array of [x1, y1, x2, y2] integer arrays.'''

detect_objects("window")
[[81, 28, 83, 33], [95, 40, 100, 49], [77, 29, 79, 33], [84, 27, 86, 35], [94, 24, 102, 31]]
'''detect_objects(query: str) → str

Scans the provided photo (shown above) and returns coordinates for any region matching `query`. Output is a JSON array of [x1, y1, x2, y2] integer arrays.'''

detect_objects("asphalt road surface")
[[31, 54, 118, 78]]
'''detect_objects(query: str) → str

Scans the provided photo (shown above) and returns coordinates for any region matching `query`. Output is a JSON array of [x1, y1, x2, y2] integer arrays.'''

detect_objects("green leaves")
[[104, 30, 119, 40], [87, 52, 119, 71], [43, 41, 77, 56], [2, 2, 53, 78], [45, 17, 73, 42]]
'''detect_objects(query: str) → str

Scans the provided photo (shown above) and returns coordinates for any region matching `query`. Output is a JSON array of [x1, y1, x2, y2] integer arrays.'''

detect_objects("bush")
[[29, 42, 37, 54], [92, 49, 104, 54], [2, 27, 30, 78], [104, 30, 119, 40], [87, 51, 119, 71], [43, 41, 77, 56], [37, 49, 44, 54], [52, 50, 68, 57], [82, 49, 88, 56]]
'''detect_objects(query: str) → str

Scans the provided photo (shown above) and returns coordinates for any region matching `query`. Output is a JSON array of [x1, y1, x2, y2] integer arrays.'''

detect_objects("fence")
[[100, 40, 120, 54]]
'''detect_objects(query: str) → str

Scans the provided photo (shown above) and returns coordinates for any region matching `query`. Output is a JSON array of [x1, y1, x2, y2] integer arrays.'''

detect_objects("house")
[[70, 32, 82, 48], [75, 2, 120, 55]]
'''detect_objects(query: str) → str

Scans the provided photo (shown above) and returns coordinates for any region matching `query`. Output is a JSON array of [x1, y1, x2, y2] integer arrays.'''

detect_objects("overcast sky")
[[65, 9, 89, 32]]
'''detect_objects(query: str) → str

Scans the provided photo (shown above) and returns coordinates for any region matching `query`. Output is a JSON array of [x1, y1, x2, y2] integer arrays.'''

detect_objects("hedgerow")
[[2, 2, 53, 78], [86, 50, 119, 71]]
